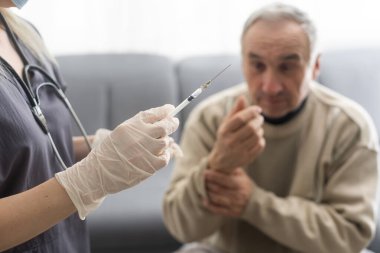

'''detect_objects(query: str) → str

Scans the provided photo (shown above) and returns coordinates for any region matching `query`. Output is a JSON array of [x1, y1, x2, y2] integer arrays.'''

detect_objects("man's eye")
[[253, 62, 265, 72], [279, 63, 291, 72]]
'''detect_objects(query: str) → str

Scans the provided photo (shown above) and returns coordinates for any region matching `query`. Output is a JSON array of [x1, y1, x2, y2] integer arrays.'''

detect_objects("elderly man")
[[163, 3, 379, 253]]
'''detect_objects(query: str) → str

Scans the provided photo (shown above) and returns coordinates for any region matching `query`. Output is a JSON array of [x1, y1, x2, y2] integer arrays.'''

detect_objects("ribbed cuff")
[[193, 157, 210, 199], [241, 182, 270, 222]]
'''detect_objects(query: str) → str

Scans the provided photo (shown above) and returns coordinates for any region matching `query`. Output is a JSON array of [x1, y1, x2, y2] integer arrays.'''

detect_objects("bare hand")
[[203, 167, 253, 217], [208, 96, 265, 173]]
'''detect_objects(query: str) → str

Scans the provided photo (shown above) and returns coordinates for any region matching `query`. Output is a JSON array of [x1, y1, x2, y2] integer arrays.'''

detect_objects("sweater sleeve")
[[241, 143, 378, 253], [163, 102, 226, 242]]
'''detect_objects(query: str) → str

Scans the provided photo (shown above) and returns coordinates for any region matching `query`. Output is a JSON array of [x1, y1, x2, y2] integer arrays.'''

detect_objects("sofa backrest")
[[57, 50, 380, 139], [57, 50, 380, 252], [175, 55, 244, 123], [58, 54, 178, 136], [319, 48, 380, 134]]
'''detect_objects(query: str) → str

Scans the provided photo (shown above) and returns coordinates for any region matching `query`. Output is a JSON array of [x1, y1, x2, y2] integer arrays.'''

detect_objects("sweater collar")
[[262, 93, 314, 139], [263, 97, 308, 125]]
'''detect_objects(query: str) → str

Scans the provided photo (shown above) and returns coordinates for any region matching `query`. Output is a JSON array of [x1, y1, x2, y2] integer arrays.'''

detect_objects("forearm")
[[73, 135, 94, 162], [0, 178, 76, 251], [240, 146, 378, 253], [242, 185, 374, 253], [163, 158, 224, 242], [164, 106, 228, 241]]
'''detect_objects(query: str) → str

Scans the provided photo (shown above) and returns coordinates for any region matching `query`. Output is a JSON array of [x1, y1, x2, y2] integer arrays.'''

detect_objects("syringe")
[[170, 64, 231, 117]]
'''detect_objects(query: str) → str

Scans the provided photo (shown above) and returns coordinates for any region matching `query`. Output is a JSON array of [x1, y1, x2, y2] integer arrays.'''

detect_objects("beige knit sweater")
[[163, 82, 379, 253]]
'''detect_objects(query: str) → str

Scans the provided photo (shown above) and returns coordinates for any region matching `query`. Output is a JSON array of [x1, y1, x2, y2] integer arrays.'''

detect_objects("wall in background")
[[14, 0, 380, 58]]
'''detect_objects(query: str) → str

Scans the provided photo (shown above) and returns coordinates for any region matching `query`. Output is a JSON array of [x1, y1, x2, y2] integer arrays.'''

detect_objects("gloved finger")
[[151, 117, 179, 137], [154, 148, 171, 171], [137, 116, 179, 139], [140, 104, 175, 124], [168, 137, 183, 157], [141, 136, 181, 158], [146, 136, 170, 156]]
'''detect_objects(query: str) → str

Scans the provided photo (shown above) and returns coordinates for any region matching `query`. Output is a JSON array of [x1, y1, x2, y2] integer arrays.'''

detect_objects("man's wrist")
[[208, 149, 228, 170], [207, 155, 236, 174], [207, 154, 219, 170]]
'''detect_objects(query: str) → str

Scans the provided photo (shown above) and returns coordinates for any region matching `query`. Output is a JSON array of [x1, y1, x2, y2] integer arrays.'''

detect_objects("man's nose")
[[262, 70, 283, 95]]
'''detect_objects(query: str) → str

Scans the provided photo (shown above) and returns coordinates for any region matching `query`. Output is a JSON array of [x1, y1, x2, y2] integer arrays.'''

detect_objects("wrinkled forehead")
[[242, 19, 310, 62]]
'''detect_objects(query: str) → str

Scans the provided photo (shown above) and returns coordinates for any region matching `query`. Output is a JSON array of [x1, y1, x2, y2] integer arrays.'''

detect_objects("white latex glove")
[[92, 127, 183, 156], [55, 104, 180, 219], [92, 128, 111, 148]]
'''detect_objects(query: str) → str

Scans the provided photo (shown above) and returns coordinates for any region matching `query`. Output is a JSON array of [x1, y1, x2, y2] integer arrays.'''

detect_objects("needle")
[[170, 64, 231, 117]]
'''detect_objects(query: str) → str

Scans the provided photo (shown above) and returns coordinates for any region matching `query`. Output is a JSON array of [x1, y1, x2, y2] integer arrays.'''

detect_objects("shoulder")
[[310, 81, 378, 151], [24, 19, 42, 38]]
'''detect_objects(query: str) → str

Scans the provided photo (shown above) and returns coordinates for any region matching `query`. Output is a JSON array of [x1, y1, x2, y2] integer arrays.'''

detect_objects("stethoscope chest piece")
[[31, 104, 48, 134]]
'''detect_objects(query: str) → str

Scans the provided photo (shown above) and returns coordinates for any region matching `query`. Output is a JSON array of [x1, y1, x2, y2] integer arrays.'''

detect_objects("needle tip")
[[209, 63, 232, 83]]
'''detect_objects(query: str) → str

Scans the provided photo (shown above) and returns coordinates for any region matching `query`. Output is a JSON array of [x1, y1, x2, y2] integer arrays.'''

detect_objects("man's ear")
[[312, 54, 321, 80]]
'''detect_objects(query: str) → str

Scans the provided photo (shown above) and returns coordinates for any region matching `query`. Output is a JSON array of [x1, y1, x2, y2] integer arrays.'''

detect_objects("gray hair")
[[241, 3, 318, 57]]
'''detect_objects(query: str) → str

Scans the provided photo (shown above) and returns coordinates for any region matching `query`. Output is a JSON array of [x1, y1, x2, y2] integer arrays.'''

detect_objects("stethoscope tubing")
[[0, 12, 92, 169]]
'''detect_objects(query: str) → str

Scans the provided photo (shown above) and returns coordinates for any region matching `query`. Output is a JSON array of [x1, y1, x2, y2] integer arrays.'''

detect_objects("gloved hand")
[[92, 128, 183, 155], [55, 104, 180, 219], [92, 128, 111, 148]]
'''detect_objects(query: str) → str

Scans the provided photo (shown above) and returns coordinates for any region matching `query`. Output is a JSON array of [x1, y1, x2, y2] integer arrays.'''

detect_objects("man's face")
[[242, 19, 318, 118]]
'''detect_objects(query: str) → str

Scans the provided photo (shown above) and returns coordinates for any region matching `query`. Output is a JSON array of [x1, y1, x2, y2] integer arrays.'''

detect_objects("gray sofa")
[[57, 50, 380, 253]]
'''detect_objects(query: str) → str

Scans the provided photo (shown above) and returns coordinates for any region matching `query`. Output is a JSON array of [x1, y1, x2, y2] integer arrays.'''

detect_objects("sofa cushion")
[[56, 52, 380, 253], [58, 54, 179, 137], [319, 49, 380, 133], [88, 163, 181, 253], [58, 55, 109, 135], [57, 54, 181, 253], [108, 54, 178, 129]]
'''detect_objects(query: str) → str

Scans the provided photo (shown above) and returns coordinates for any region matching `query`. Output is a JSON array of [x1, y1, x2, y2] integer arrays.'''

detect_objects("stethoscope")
[[0, 12, 91, 169]]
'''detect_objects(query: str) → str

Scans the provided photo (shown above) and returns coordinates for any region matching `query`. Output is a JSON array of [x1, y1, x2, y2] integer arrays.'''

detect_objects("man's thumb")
[[229, 95, 248, 116]]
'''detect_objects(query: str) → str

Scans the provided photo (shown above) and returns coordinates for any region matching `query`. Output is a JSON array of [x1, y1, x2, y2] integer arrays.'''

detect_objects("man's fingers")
[[208, 192, 231, 207], [206, 181, 224, 194], [224, 106, 262, 133], [203, 199, 234, 217], [228, 95, 248, 117], [204, 170, 237, 189], [239, 127, 264, 150], [247, 137, 266, 154], [234, 115, 264, 142]]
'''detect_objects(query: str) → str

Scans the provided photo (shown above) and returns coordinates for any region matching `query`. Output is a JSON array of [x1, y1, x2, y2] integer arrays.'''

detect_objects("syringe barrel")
[[170, 88, 203, 117], [189, 88, 202, 101]]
